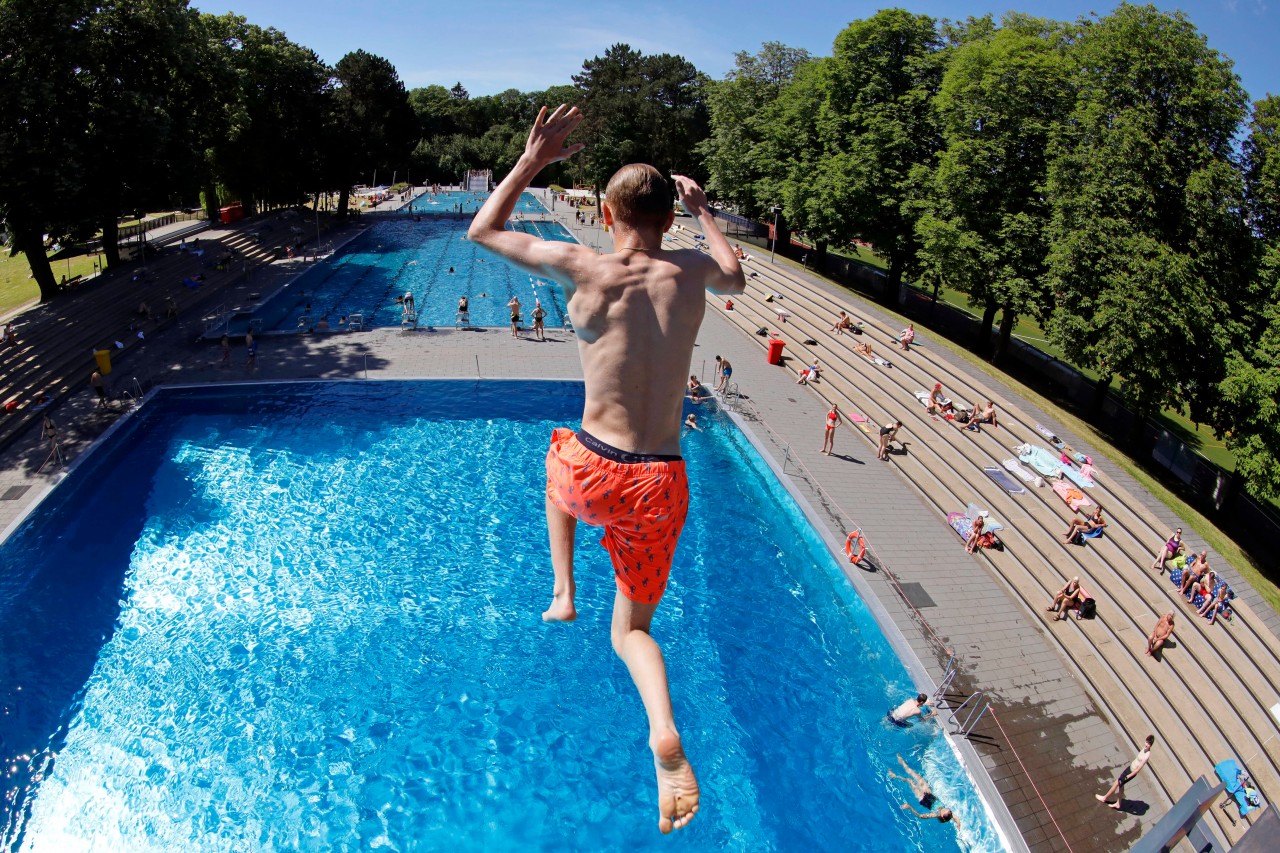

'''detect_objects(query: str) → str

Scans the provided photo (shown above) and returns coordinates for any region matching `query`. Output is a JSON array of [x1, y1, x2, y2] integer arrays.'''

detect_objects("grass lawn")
[[1, 249, 103, 318]]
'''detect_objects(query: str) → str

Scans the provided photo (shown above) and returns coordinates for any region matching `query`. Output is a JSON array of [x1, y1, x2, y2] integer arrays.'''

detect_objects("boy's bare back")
[[469, 106, 745, 455]]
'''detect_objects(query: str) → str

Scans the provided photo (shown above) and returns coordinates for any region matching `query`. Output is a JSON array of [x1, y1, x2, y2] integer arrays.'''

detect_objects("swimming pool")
[[245, 192, 571, 333], [0, 381, 1005, 851]]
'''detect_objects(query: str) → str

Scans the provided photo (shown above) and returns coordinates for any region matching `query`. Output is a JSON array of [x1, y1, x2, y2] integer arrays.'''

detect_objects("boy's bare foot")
[[1109, 800, 1122, 810], [541, 593, 576, 622], [652, 729, 698, 833], [1095, 794, 1110, 803]]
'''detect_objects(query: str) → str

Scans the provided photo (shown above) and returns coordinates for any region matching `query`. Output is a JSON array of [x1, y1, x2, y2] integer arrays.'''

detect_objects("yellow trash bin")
[[94, 349, 112, 375]]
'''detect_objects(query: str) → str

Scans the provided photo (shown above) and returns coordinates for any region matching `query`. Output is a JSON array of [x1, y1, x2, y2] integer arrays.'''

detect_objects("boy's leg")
[[610, 591, 699, 834], [543, 496, 578, 621]]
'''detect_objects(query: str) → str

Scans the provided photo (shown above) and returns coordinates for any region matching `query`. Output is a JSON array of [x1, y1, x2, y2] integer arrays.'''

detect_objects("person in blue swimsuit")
[[714, 355, 732, 392]]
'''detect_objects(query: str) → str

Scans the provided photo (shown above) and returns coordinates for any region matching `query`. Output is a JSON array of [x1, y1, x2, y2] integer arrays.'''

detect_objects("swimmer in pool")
[[470, 104, 744, 834], [888, 755, 937, 808]]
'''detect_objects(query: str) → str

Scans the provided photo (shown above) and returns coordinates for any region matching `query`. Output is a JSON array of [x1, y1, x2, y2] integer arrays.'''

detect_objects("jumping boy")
[[470, 104, 745, 833]]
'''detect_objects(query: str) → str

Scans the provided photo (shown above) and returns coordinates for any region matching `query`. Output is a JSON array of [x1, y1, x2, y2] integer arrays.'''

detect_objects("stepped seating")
[[0, 215, 302, 455], [667, 229, 1280, 845]]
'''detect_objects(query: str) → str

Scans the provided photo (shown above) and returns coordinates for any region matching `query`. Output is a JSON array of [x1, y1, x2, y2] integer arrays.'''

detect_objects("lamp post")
[[770, 205, 782, 263]]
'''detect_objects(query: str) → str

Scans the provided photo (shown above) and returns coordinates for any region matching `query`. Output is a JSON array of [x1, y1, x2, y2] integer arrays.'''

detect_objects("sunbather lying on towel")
[[854, 341, 874, 359], [1063, 507, 1106, 544]]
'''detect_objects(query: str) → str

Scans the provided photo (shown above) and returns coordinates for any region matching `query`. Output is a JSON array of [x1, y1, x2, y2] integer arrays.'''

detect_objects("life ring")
[[845, 531, 866, 563]]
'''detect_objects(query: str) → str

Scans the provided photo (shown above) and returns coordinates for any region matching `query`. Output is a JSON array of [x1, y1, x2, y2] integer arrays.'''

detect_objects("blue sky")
[[191, 0, 1277, 103]]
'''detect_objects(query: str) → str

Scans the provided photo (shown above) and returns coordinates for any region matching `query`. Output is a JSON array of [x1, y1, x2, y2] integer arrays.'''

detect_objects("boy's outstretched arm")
[[671, 175, 746, 295], [469, 105, 588, 281]]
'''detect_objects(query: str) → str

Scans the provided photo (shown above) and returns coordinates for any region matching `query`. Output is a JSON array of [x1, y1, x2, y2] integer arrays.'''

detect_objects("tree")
[[699, 42, 811, 218], [326, 50, 417, 216], [573, 44, 710, 186], [786, 10, 945, 298], [915, 16, 1073, 362], [81, 0, 205, 268], [1219, 95, 1280, 498], [0, 0, 95, 300], [202, 16, 331, 215], [1045, 3, 1250, 431]]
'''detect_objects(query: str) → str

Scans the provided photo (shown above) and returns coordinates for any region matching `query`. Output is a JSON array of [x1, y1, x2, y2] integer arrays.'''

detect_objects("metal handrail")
[[945, 691, 989, 737]]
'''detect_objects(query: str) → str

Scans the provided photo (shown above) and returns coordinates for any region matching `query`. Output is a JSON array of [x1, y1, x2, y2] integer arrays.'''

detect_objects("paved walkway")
[[0, 195, 1230, 852]]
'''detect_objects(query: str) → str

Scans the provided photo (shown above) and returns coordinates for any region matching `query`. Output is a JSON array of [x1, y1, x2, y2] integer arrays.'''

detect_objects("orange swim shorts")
[[545, 427, 690, 604]]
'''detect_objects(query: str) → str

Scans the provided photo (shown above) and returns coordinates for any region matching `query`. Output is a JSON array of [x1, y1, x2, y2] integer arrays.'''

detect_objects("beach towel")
[[984, 466, 1026, 494], [1215, 759, 1261, 817], [855, 350, 891, 368], [947, 507, 1004, 549], [1035, 423, 1056, 442], [1017, 444, 1062, 477], [1051, 480, 1094, 511], [1018, 443, 1095, 488], [1001, 458, 1036, 483]]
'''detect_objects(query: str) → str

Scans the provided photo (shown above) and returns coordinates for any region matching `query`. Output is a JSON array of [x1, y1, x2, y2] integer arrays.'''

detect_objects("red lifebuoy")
[[845, 531, 866, 563]]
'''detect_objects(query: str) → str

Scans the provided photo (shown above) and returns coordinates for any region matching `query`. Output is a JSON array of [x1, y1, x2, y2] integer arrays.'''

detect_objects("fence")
[[117, 211, 206, 242]]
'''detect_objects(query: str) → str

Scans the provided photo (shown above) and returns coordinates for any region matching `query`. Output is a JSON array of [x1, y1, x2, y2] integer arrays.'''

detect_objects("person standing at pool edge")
[[469, 104, 745, 834]]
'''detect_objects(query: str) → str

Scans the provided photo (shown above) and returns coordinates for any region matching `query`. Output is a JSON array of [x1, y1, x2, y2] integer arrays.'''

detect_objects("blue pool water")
[[252, 192, 570, 332], [0, 381, 1004, 852]]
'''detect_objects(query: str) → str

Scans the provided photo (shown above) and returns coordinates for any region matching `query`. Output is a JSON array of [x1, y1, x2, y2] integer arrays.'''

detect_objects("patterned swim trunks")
[[545, 427, 689, 604]]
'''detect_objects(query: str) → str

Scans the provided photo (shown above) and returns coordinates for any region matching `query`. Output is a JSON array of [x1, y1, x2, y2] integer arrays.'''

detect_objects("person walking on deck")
[[1096, 736, 1154, 809]]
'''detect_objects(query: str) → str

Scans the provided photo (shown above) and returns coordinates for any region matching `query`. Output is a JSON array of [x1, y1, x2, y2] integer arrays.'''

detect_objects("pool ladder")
[[720, 382, 742, 412], [933, 656, 989, 738]]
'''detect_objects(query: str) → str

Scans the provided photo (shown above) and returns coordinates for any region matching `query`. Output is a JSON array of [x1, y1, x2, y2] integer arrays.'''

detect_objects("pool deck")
[[0, 190, 1261, 852]]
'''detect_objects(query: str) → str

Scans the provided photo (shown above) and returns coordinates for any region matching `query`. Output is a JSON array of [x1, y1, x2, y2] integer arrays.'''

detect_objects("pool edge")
[[723, 404, 1028, 853]]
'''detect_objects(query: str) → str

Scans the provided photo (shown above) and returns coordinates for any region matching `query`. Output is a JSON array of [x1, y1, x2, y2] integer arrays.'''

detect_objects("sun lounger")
[[1215, 759, 1262, 819], [1051, 479, 1094, 511]]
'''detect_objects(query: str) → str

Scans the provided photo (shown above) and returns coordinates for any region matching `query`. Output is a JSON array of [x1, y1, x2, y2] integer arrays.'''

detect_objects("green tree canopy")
[[915, 15, 1073, 361], [1219, 95, 1280, 498], [573, 44, 709, 186], [202, 15, 331, 214], [326, 50, 417, 216], [0, 0, 95, 299], [1045, 2, 1249, 424], [699, 42, 811, 218], [784, 9, 945, 296]]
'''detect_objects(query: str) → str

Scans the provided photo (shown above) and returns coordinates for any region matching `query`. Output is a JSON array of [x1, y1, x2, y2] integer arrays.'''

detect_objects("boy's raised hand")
[[671, 175, 709, 217], [526, 105, 585, 166]]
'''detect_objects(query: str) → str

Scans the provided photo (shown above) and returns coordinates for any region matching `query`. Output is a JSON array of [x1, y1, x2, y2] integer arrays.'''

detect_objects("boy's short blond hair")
[[605, 164, 672, 229]]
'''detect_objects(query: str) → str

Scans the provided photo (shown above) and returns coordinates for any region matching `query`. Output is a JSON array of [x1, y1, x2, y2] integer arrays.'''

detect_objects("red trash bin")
[[767, 338, 785, 365]]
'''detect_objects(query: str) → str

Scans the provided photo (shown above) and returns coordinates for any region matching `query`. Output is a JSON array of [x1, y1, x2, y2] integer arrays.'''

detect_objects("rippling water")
[[0, 381, 1004, 852]]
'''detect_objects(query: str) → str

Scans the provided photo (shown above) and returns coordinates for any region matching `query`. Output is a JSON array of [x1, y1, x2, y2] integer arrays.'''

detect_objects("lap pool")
[[0, 381, 1005, 851], [246, 192, 572, 333]]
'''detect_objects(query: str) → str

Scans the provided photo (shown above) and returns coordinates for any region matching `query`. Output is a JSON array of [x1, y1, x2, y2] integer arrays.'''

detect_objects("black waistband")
[[577, 429, 682, 464]]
